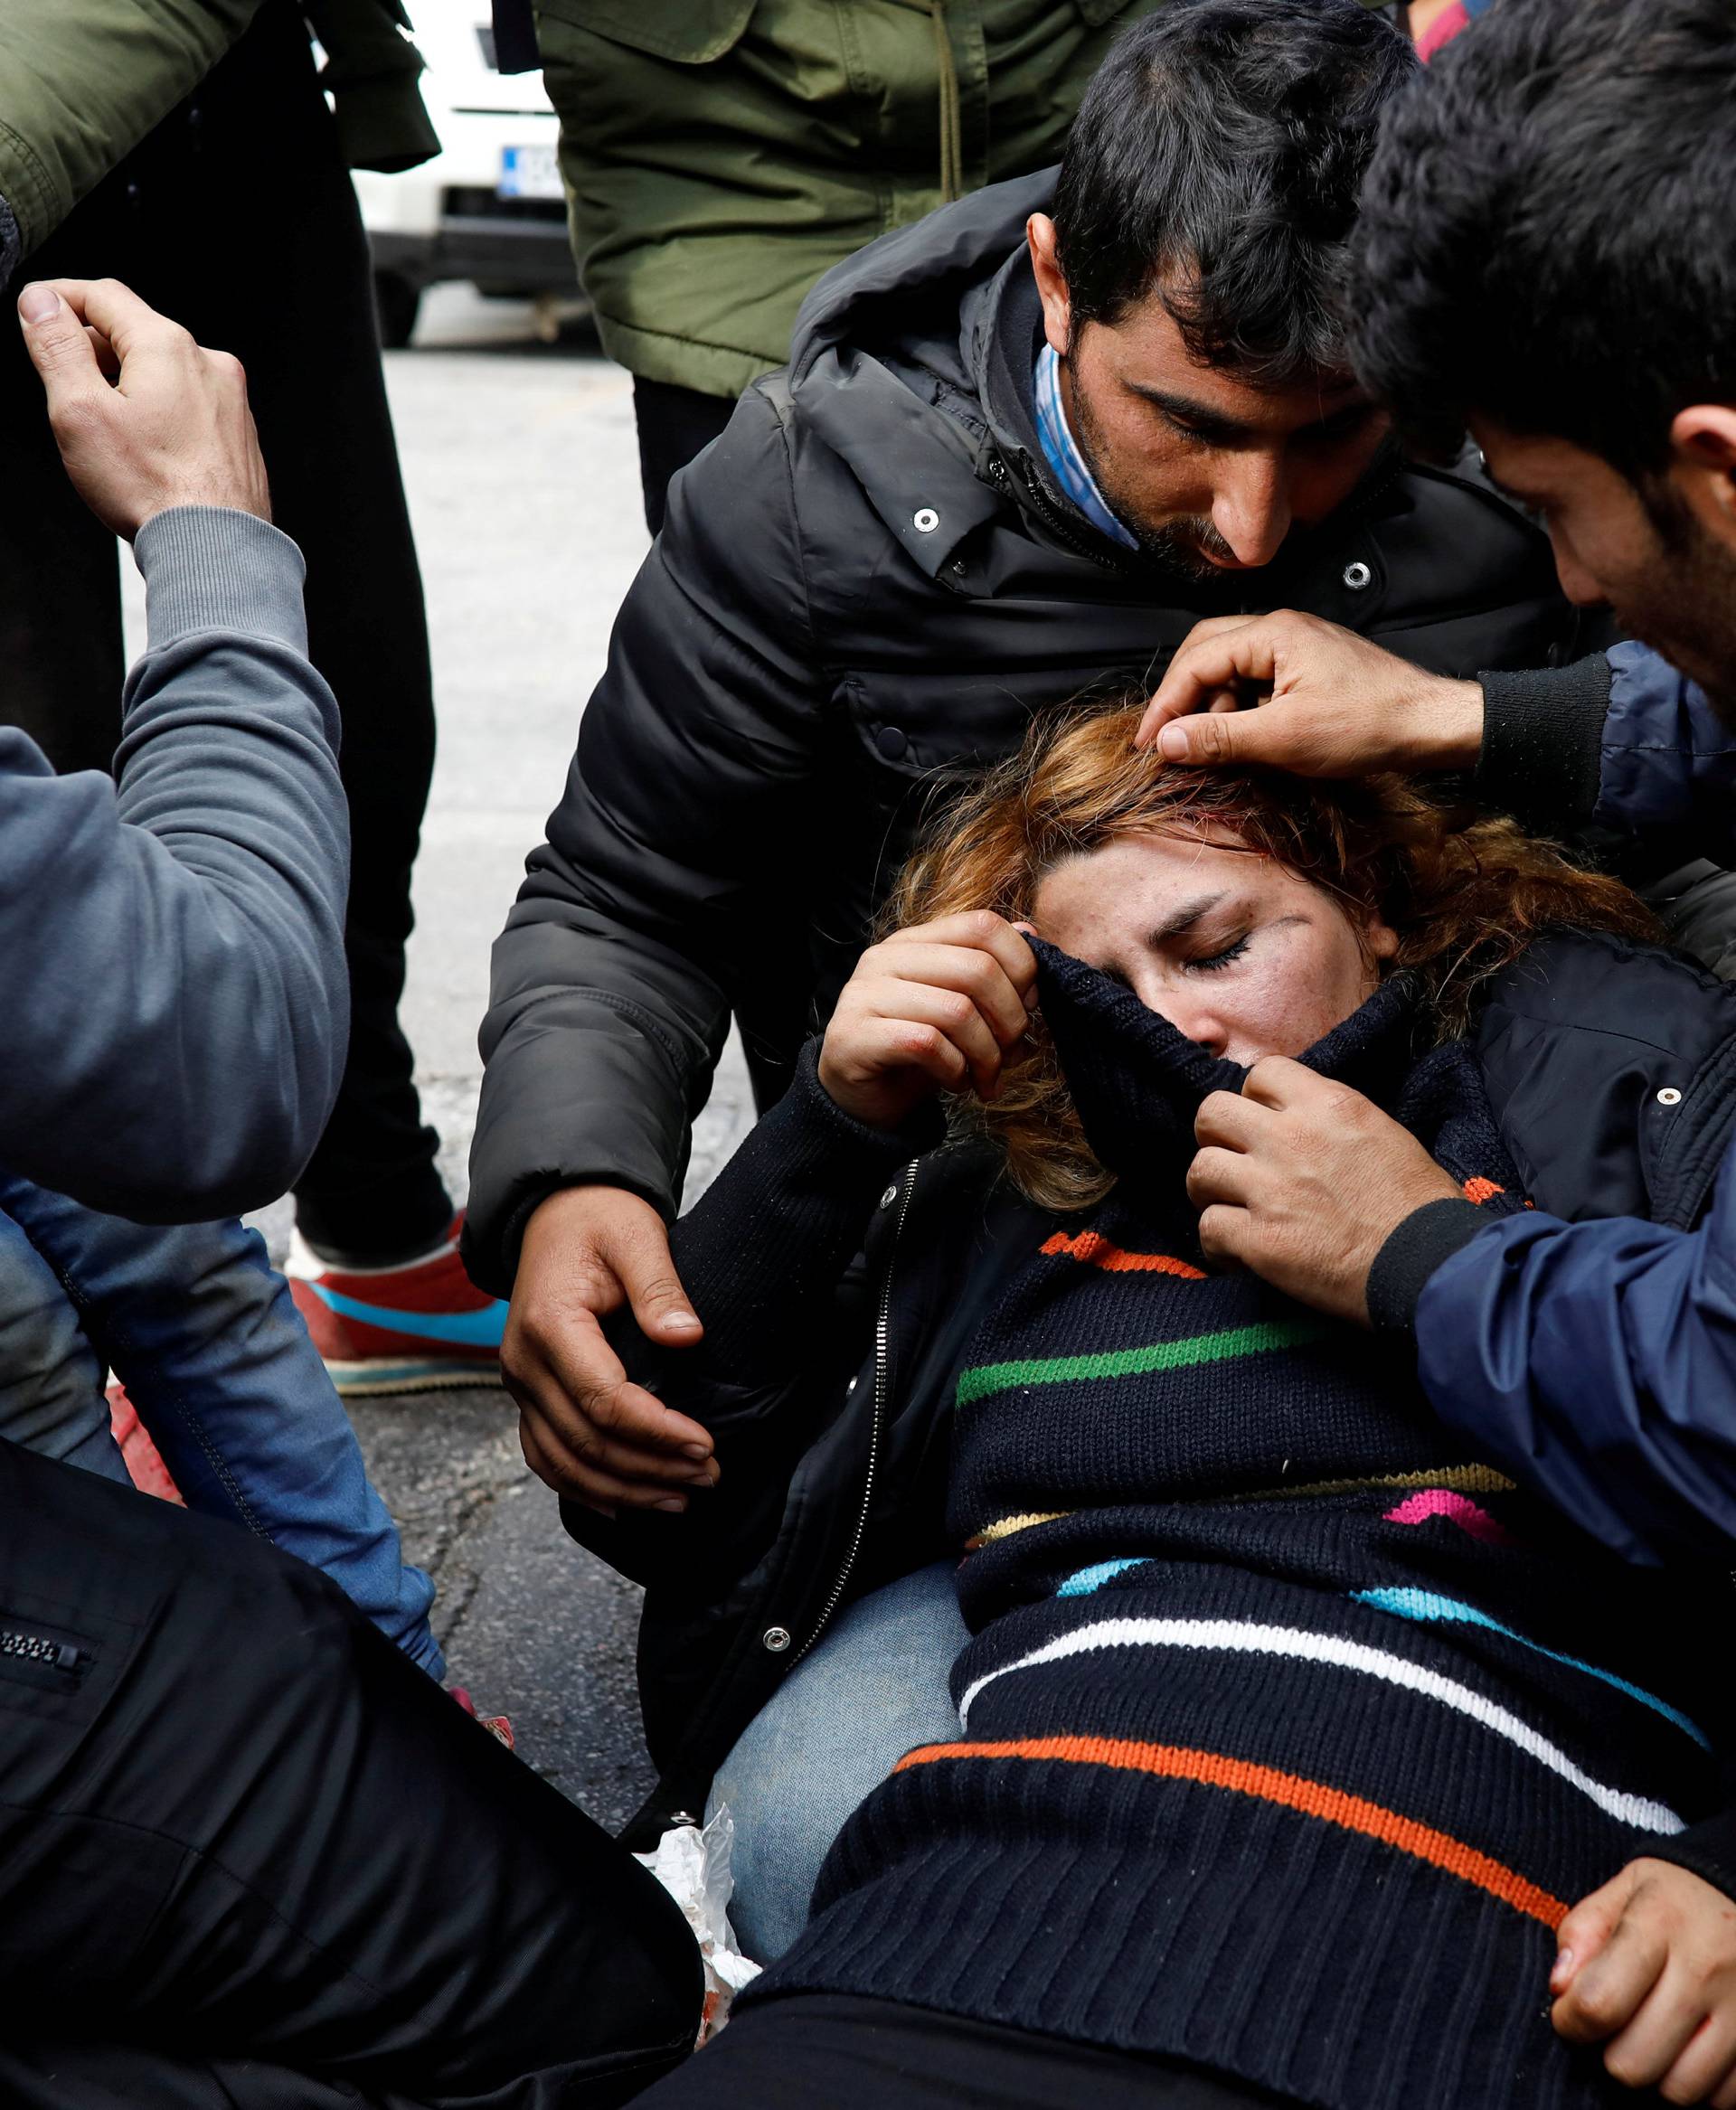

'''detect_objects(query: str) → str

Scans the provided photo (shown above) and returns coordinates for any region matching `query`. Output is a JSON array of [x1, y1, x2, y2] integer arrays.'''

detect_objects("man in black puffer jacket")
[[467, 0, 1614, 1515]]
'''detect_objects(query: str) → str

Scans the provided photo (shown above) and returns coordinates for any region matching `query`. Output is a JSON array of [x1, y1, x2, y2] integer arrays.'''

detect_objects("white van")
[[353, 11, 577, 345]]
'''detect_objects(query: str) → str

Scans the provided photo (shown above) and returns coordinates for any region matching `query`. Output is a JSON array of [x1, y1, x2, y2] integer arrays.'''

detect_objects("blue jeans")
[[0, 1169, 442, 1676], [707, 1561, 967, 1961]]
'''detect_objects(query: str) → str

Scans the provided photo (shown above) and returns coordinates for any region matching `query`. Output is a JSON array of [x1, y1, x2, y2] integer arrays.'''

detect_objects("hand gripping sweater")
[[676, 947, 1736, 2108]]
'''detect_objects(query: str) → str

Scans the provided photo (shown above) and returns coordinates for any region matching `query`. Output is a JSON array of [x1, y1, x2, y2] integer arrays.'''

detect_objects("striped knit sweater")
[[722, 947, 1736, 2109]]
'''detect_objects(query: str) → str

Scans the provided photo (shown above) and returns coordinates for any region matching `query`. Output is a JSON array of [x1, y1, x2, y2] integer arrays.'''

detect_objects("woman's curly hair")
[[885, 700, 1659, 1212]]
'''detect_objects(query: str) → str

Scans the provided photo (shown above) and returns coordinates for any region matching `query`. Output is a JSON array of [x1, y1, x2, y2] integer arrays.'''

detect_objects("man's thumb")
[[1552, 1871, 1629, 1992], [616, 1231, 703, 1343], [17, 283, 102, 396], [1156, 709, 1255, 767]]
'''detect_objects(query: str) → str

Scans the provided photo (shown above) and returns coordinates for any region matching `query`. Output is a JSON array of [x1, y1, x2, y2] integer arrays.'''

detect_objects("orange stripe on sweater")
[[1041, 1231, 1206, 1279], [892, 1736, 1566, 1929]]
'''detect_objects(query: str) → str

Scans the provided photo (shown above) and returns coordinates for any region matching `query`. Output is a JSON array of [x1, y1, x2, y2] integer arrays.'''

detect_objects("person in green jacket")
[[0, 0, 437, 268], [524, 0, 1165, 531]]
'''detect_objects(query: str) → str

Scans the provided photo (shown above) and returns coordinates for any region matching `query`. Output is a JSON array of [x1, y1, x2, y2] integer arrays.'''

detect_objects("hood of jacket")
[[783, 170, 1057, 586]]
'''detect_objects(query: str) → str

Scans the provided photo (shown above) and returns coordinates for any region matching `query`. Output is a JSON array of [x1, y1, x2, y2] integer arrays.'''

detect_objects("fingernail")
[[678, 1442, 712, 1463], [683, 1469, 716, 1486], [663, 1311, 702, 1333], [1551, 1949, 1573, 1989], [651, 1495, 687, 1513], [1157, 723, 1189, 760], [16, 284, 58, 325]]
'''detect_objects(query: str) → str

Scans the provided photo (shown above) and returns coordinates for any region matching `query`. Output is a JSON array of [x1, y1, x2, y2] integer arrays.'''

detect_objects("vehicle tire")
[[373, 270, 422, 350]]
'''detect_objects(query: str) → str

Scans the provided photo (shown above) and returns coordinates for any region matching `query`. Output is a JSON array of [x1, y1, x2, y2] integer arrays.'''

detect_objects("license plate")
[[498, 144, 562, 201]]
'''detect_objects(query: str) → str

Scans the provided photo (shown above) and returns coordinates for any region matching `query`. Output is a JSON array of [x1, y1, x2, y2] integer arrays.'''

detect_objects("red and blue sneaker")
[[286, 1213, 507, 1398]]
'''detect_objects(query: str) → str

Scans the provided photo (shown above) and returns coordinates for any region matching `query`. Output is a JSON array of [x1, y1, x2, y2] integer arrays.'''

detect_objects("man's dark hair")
[[1053, 0, 1414, 389], [1350, 0, 1736, 481]]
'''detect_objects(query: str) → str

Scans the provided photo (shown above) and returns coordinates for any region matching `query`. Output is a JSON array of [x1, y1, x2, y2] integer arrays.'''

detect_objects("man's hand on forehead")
[[1135, 610, 1485, 778]]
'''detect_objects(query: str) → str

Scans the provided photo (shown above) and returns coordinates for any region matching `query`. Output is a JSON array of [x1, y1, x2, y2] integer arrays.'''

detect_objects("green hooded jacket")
[[533, 0, 1165, 400], [0, 0, 438, 277]]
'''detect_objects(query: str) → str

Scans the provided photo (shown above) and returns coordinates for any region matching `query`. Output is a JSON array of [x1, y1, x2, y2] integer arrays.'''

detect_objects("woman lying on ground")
[[586, 702, 1736, 2110]]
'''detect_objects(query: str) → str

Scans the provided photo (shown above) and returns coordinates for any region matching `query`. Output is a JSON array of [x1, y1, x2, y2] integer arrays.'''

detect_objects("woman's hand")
[[818, 911, 1037, 1132], [1552, 1859, 1736, 2104]]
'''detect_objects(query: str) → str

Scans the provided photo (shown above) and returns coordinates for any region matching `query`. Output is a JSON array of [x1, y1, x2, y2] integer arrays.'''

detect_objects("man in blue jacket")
[[1147, 0, 1736, 1568], [0, 277, 699, 2105]]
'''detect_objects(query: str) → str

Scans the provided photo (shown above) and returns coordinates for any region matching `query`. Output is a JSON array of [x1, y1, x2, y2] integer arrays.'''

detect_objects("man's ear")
[[1026, 213, 1072, 359], [1668, 403, 1736, 559]]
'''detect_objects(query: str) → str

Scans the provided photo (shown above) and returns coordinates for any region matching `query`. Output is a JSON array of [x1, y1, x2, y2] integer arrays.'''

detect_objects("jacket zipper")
[[995, 451, 1130, 577], [0, 1625, 83, 1672], [789, 1163, 919, 1666]]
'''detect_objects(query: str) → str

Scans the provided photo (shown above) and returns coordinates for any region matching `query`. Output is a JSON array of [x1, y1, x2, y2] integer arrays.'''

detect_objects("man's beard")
[[1622, 483, 1736, 722], [1068, 366, 1401, 583], [1068, 379, 1239, 580]]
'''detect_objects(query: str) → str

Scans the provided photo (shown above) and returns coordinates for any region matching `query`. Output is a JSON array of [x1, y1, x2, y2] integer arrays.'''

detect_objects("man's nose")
[[1212, 455, 1292, 570], [1550, 539, 1609, 610]]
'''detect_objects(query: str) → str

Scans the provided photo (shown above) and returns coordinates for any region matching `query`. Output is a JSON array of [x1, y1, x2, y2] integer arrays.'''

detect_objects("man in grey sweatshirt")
[[0, 278, 699, 2108]]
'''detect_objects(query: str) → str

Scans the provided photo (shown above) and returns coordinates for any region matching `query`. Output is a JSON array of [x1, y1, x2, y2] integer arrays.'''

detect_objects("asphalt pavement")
[[125, 285, 755, 1829]]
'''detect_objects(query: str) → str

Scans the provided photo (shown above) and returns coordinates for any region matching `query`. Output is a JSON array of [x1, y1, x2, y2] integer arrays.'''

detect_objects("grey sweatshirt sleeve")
[[0, 504, 350, 1220]]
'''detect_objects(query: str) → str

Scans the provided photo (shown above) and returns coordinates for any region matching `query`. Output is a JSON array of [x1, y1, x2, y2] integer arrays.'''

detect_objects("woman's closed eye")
[[1183, 931, 1250, 974]]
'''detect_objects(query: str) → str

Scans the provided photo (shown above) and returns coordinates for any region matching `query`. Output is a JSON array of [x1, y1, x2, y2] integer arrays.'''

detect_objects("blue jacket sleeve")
[[1595, 642, 1736, 854], [1476, 642, 1736, 859], [1411, 1152, 1736, 1567], [0, 506, 350, 1220]]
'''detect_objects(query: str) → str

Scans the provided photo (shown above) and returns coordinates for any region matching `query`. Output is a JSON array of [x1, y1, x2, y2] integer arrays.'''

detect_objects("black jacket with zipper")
[[569, 928, 1736, 1846], [466, 167, 1596, 1296]]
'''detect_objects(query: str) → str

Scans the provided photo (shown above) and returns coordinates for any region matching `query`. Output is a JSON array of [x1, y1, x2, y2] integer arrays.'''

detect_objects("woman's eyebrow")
[[1147, 889, 1228, 943]]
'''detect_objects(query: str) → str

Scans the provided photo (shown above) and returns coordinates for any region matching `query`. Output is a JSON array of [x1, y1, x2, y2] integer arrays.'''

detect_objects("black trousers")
[[0, 1437, 700, 2106], [632, 1993, 1292, 2109], [631, 380, 733, 541], [0, 2, 450, 1260]]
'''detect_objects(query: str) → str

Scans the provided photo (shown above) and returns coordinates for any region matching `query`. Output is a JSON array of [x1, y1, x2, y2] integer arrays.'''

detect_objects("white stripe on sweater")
[[956, 1616, 1684, 1834]]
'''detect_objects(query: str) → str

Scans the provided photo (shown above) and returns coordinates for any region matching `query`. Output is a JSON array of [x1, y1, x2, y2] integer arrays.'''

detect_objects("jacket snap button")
[[1343, 560, 1373, 590], [913, 507, 940, 533], [879, 1183, 900, 1209], [761, 1626, 792, 1653], [876, 724, 909, 760], [1657, 1087, 1684, 1106], [668, 1810, 699, 1827]]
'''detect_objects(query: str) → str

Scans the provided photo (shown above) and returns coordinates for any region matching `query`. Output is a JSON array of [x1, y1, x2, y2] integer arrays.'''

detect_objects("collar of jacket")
[[1030, 937, 1423, 1194], [782, 175, 1060, 582]]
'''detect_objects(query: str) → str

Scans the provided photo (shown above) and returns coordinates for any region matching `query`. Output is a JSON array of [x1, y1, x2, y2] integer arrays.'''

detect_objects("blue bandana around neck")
[[1033, 342, 1138, 551]]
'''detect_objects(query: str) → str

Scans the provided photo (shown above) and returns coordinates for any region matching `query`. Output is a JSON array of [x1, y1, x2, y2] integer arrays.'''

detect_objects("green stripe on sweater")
[[956, 1319, 1329, 1405]]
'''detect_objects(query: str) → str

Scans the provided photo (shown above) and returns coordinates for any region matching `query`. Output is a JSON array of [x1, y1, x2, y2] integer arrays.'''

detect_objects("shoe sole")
[[324, 1357, 505, 1399]]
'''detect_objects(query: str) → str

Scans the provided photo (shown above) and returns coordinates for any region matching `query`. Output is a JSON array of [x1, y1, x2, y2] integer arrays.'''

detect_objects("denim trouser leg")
[[706, 1560, 968, 1962], [0, 1172, 443, 1678], [0, 1208, 129, 1484]]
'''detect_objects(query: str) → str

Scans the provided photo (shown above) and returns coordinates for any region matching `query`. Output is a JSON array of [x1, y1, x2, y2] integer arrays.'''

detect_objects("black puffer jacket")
[[571, 929, 1736, 1845], [466, 168, 1592, 1293]]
